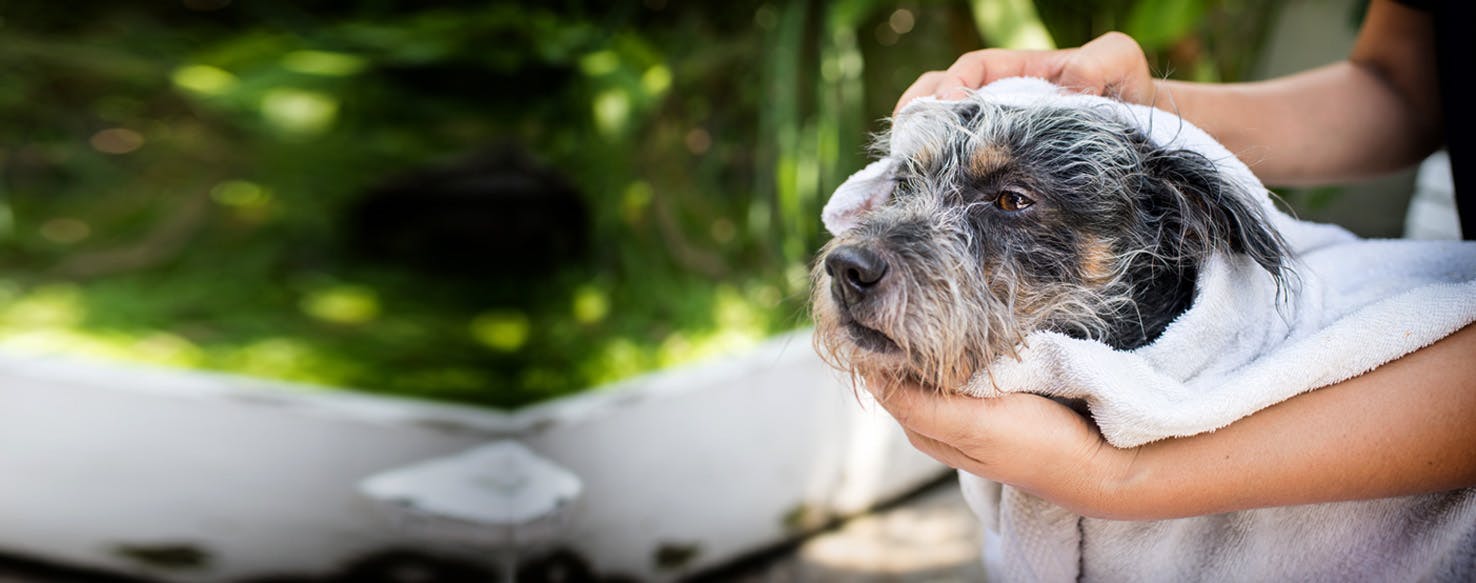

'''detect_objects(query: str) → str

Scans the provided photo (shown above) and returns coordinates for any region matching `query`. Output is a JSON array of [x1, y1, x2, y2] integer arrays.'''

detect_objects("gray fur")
[[813, 99, 1291, 392]]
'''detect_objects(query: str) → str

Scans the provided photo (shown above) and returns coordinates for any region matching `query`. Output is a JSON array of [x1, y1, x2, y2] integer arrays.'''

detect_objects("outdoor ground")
[[705, 478, 986, 582], [0, 478, 983, 582]]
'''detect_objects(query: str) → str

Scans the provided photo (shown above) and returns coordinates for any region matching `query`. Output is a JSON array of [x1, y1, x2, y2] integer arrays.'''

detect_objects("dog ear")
[[822, 158, 898, 236], [1143, 148, 1290, 285]]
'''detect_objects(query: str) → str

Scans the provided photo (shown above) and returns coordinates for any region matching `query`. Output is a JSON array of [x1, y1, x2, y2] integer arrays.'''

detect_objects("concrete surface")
[[699, 477, 986, 582]]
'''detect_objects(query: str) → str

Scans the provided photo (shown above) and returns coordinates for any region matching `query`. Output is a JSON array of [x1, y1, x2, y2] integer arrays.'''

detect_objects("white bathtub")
[[0, 329, 945, 581]]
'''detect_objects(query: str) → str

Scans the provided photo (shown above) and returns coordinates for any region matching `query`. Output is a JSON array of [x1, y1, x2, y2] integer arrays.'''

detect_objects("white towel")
[[826, 78, 1476, 581]]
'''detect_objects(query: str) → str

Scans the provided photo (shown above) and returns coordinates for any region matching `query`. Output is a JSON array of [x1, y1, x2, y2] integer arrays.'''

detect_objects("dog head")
[[812, 90, 1290, 390]]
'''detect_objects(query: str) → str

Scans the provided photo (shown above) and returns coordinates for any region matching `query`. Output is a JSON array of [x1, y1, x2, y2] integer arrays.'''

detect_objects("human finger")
[[903, 428, 977, 471], [932, 48, 1042, 99], [894, 70, 947, 114], [935, 48, 1084, 101], [869, 379, 995, 445], [1056, 31, 1153, 104], [931, 49, 1001, 101]]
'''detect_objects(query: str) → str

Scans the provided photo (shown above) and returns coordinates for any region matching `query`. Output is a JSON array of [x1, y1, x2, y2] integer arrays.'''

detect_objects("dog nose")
[[825, 245, 888, 304]]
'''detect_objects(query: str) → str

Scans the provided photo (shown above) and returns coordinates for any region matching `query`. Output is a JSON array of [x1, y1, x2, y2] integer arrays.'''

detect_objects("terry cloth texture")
[[824, 77, 1476, 582]]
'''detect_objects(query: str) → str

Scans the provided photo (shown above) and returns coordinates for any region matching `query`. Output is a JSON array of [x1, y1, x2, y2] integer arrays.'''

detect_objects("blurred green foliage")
[[0, 0, 1283, 409]]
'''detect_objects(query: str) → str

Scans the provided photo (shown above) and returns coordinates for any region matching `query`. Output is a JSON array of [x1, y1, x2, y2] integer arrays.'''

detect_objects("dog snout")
[[825, 245, 888, 306]]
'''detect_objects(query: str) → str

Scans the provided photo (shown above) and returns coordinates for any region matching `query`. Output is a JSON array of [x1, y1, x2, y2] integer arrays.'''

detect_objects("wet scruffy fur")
[[812, 99, 1291, 392]]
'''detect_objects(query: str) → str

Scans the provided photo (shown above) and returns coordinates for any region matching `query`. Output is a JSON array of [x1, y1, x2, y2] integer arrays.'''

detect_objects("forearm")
[[1146, 0, 1441, 186], [1095, 324, 1476, 521], [1151, 66, 1438, 186]]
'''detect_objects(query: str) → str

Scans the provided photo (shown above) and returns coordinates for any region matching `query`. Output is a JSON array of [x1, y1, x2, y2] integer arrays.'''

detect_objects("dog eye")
[[994, 189, 1034, 211]]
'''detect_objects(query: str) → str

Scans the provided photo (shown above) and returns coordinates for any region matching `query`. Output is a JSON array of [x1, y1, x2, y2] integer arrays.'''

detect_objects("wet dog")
[[811, 93, 1291, 392], [809, 80, 1476, 582]]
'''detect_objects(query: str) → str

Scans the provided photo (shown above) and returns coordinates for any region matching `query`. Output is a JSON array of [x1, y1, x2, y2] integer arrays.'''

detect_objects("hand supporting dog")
[[866, 380, 1125, 517], [851, 0, 1476, 524], [868, 324, 1476, 521]]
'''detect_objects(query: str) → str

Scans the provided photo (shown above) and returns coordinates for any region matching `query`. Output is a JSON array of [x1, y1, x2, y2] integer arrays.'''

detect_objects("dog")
[[809, 79, 1476, 581], [811, 91, 1290, 393]]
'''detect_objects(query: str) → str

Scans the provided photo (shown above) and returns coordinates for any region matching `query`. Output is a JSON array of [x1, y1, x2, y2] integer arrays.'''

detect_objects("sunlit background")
[[0, 0, 1376, 412]]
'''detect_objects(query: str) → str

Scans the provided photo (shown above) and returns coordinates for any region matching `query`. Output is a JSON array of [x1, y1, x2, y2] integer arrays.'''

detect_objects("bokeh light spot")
[[592, 89, 631, 136], [89, 128, 144, 154], [685, 127, 712, 154], [171, 65, 238, 95], [750, 284, 783, 309], [282, 50, 368, 77], [300, 285, 380, 325], [471, 311, 531, 352], [572, 285, 610, 325], [227, 338, 312, 377], [579, 50, 620, 76], [136, 332, 204, 366], [261, 89, 339, 136], [889, 9, 916, 34], [39, 218, 91, 244], [622, 181, 654, 224], [2, 284, 84, 328], [210, 180, 271, 208], [642, 65, 672, 96], [589, 338, 645, 385]]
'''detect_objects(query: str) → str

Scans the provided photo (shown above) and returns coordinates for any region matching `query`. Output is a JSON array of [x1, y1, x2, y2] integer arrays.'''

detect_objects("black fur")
[[814, 100, 1294, 389]]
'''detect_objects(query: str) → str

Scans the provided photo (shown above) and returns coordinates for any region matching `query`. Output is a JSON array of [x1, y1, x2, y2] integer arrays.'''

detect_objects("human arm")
[[872, 324, 1476, 520], [896, 0, 1442, 185]]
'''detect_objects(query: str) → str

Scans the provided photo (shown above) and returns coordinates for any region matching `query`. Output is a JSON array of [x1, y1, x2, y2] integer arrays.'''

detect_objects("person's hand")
[[894, 31, 1155, 114], [866, 377, 1134, 516], [872, 324, 1476, 521]]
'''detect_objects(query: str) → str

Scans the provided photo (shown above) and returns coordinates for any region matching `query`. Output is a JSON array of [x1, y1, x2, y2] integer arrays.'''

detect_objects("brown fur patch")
[[969, 144, 1011, 177], [1080, 237, 1116, 285], [910, 144, 937, 170]]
